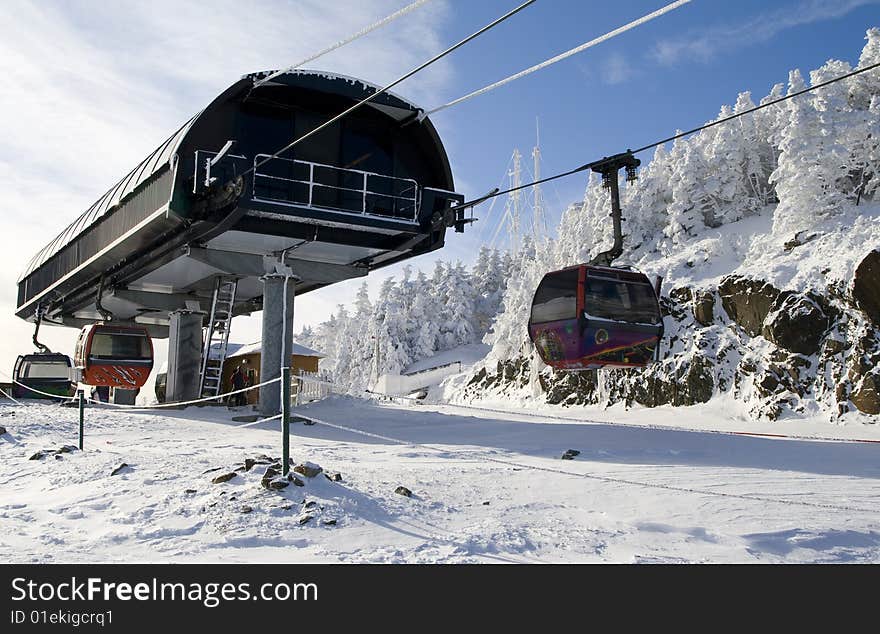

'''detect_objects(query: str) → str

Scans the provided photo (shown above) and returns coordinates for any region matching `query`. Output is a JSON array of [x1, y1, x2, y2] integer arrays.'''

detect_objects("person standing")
[[230, 364, 245, 407]]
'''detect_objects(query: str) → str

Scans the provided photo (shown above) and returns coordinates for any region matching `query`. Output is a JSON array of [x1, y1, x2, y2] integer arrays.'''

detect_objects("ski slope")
[[0, 395, 878, 563]]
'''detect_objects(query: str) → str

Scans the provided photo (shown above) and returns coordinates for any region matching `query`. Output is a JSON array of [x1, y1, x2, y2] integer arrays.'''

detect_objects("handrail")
[[252, 155, 420, 222]]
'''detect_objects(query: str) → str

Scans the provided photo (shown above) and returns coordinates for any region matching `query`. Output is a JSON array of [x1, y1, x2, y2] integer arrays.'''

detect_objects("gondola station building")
[[15, 70, 467, 413]]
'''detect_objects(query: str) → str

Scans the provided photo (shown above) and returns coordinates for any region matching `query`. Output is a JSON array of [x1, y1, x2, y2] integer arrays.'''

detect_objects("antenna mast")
[[531, 116, 545, 239], [509, 148, 522, 252]]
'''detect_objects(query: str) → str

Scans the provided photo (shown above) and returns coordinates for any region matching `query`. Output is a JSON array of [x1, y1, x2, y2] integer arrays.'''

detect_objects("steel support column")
[[259, 273, 296, 416]]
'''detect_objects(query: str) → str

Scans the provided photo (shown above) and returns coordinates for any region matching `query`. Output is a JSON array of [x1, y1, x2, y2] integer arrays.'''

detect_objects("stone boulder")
[[693, 291, 716, 326], [850, 371, 880, 415], [545, 370, 597, 406], [719, 276, 782, 337], [852, 250, 880, 325], [762, 293, 830, 355], [293, 462, 323, 478], [212, 472, 238, 484], [679, 354, 715, 405]]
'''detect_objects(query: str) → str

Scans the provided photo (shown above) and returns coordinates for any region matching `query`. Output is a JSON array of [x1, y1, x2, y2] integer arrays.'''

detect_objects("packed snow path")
[[0, 397, 878, 563]]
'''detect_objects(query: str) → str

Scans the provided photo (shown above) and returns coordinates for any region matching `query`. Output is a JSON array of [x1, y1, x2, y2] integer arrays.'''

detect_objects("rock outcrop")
[[853, 250, 880, 326], [463, 271, 880, 421]]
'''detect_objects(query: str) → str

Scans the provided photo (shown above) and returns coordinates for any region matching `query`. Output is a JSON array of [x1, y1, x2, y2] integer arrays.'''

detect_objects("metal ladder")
[[199, 277, 238, 399]]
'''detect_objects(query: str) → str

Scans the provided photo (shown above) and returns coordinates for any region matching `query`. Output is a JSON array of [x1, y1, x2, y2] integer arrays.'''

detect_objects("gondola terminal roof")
[[17, 69, 432, 284]]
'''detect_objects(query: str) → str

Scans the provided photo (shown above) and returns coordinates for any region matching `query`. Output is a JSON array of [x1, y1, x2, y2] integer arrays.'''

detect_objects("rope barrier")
[[235, 413, 282, 429], [289, 410, 878, 515], [82, 376, 281, 410], [0, 386, 27, 407], [0, 368, 280, 410]]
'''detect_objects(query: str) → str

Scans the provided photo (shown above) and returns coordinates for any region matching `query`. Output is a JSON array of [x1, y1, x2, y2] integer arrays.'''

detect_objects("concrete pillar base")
[[167, 310, 204, 403]]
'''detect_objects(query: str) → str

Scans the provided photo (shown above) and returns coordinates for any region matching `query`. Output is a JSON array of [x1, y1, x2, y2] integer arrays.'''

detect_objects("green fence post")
[[281, 367, 290, 476], [78, 390, 84, 451]]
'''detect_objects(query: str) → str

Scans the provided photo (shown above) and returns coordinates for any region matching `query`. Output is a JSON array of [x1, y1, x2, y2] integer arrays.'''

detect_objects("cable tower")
[[531, 117, 547, 240], [509, 148, 522, 252]]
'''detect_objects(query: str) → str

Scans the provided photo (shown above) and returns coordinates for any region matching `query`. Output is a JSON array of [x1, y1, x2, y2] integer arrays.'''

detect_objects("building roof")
[[221, 340, 325, 359]]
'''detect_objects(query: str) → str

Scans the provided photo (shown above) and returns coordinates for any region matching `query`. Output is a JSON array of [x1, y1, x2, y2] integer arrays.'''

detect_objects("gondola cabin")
[[528, 265, 663, 371], [12, 353, 76, 399], [74, 324, 154, 388]]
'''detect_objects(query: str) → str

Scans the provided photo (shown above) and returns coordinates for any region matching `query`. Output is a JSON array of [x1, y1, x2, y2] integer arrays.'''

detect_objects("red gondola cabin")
[[528, 265, 663, 370], [74, 324, 154, 388]]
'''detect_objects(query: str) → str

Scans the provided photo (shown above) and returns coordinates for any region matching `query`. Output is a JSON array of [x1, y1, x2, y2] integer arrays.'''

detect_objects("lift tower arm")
[[32, 307, 51, 354], [589, 151, 640, 267]]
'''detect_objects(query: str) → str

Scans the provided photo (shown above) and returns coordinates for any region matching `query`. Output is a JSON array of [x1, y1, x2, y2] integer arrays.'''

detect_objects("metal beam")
[[51, 315, 170, 339], [185, 247, 368, 284], [109, 289, 208, 313], [287, 258, 368, 284], [186, 246, 265, 276]]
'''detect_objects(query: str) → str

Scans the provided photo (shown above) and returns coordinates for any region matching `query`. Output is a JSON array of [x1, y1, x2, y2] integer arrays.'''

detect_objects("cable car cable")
[[630, 59, 880, 155], [448, 60, 880, 214], [422, 0, 693, 119], [251, 0, 438, 91], [242, 0, 539, 179]]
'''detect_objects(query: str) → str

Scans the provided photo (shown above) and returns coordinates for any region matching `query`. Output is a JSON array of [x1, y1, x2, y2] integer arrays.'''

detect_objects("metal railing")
[[252, 155, 420, 223], [291, 370, 333, 406]]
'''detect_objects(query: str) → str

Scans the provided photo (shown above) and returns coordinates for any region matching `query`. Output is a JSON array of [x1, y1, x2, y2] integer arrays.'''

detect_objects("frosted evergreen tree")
[[664, 134, 712, 244], [370, 277, 410, 378], [621, 144, 674, 254], [440, 262, 476, 349], [732, 91, 775, 212], [472, 246, 508, 335], [850, 28, 880, 110], [760, 82, 787, 192], [410, 270, 440, 360], [769, 69, 833, 237]]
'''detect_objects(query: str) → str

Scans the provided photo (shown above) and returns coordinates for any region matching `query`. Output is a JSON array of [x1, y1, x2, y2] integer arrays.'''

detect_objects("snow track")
[[2, 397, 879, 563], [292, 407, 879, 515]]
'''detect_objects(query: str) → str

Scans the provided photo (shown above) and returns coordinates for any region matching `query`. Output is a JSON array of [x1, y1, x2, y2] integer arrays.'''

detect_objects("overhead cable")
[[423, 0, 693, 118], [450, 60, 880, 213], [252, 0, 437, 89], [244, 0, 539, 178]]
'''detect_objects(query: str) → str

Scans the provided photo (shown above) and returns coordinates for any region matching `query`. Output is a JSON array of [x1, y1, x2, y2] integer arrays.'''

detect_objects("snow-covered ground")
[[1, 394, 878, 563]]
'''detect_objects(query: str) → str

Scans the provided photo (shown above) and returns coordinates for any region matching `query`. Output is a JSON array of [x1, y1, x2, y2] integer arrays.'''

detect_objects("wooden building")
[[220, 341, 325, 405]]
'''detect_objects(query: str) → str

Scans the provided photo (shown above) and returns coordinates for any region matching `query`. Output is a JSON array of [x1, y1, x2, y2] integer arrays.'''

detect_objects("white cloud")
[[652, 0, 880, 65], [602, 53, 634, 85], [0, 0, 454, 371]]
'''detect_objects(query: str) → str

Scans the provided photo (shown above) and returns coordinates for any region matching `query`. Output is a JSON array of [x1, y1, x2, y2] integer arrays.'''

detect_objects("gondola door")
[[528, 267, 584, 369], [579, 267, 663, 368]]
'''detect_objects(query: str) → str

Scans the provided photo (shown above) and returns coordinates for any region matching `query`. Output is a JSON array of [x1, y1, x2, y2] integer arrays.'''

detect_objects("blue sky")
[[1, 0, 878, 370]]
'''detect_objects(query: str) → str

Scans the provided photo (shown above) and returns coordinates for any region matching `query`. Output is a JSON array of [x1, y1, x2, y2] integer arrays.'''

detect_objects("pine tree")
[[410, 270, 440, 361]]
